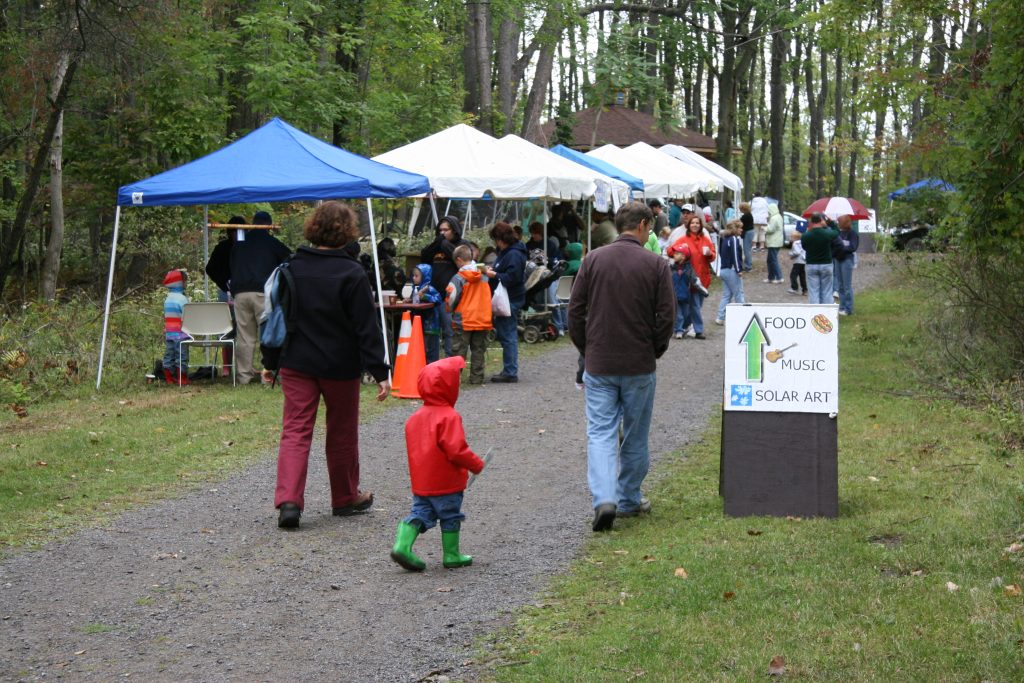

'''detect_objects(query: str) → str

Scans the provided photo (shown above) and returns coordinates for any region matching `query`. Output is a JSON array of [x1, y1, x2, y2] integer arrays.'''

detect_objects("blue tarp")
[[888, 178, 955, 200], [549, 144, 645, 192], [117, 118, 431, 206]]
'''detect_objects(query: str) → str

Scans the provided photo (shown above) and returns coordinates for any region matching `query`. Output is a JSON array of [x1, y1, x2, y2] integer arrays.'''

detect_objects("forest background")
[[0, 0, 1021, 428]]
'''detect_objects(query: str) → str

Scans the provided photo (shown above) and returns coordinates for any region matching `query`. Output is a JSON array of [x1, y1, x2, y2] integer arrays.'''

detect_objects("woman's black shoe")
[[278, 502, 301, 529]]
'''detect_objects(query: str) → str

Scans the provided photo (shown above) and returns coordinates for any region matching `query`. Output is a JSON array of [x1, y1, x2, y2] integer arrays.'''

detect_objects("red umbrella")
[[802, 197, 870, 220]]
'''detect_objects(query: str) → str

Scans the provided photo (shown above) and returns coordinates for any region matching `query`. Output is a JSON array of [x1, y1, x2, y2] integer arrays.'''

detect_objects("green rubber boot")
[[390, 521, 426, 571], [441, 529, 473, 568]]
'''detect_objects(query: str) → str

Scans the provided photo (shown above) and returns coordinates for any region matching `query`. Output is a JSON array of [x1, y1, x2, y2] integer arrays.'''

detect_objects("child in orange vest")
[[445, 245, 492, 384], [390, 356, 486, 571]]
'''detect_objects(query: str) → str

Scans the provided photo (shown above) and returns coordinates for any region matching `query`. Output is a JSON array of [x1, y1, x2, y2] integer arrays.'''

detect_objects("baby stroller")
[[519, 259, 567, 343]]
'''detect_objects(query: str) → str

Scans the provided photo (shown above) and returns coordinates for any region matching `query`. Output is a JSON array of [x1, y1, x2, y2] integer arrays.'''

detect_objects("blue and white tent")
[[99, 118, 431, 387], [887, 178, 956, 200], [549, 144, 645, 193]]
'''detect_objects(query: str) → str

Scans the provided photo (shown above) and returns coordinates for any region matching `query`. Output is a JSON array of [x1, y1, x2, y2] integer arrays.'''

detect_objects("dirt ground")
[[0, 253, 891, 682]]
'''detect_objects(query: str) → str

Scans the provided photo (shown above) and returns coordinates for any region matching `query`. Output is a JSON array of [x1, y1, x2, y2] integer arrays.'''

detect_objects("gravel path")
[[0, 254, 891, 682]]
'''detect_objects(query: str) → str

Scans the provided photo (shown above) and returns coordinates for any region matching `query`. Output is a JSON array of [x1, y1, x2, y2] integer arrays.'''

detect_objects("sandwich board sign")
[[720, 303, 840, 518], [723, 304, 839, 414]]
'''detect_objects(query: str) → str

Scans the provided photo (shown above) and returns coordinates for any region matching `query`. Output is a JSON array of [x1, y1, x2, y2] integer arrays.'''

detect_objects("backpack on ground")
[[260, 261, 296, 376]]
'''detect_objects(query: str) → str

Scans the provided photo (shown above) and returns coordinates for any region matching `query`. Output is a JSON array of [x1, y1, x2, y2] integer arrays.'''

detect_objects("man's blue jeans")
[[742, 230, 754, 270], [493, 301, 521, 377], [806, 263, 833, 304], [583, 371, 657, 512], [834, 257, 855, 313]]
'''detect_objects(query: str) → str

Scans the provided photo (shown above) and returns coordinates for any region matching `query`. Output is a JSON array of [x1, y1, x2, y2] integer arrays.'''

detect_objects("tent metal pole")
[[492, 200, 497, 227], [96, 205, 122, 389], [444, 199, 451, 217], [407, 200, 420, 242], [542, 199, 549, 262], [586, 199, 591, 253], [202, 205, 210, 300], [466, 200, 472, 231], [428, 193, 440, 226], [365, 199, 392, 372]]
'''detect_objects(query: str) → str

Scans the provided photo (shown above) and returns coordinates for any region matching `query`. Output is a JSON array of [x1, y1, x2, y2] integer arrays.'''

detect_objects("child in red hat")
[[390, 356, 485, 571], [162, 269, 190, 385]]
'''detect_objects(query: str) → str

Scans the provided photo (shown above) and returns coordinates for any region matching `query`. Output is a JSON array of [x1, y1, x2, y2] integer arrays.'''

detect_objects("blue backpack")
[[260, 261, 296, 372]]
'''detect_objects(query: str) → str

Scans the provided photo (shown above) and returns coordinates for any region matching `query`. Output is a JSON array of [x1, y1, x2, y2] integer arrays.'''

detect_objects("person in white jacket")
[[787, 231, 807, 295], [750, 193, 769, 251]]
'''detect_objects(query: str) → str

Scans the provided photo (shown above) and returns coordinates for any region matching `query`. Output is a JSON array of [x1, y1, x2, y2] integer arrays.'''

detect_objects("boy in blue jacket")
[[411, 263, 444, 363]]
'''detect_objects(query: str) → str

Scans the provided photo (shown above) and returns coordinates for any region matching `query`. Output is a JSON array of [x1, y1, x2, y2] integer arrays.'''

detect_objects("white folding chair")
[[555, 275, 574, 304], [178, 302, 235, 386]]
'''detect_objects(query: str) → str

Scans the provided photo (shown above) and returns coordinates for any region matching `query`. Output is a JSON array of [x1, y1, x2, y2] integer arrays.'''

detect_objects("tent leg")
[[366, 199, 392, 374], [202, 205, 210, 300], [444, 199, 451, 219], [586, 199, 591, 253], [466, 200, 472, 232], [96, 206, 122, 389], [429, 193, 440, 227]]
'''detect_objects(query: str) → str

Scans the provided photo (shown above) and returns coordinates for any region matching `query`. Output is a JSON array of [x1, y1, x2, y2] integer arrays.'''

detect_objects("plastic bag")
[[492, 282, 511, 317]]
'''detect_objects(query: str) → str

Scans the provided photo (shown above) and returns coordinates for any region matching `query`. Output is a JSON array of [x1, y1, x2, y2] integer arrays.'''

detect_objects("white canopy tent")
[[659, 143, 743, 198], [495, 134, 631, 209], [586, 144, 713, 198], [373, 124, 596, 200], [623, 142, 722, 195]]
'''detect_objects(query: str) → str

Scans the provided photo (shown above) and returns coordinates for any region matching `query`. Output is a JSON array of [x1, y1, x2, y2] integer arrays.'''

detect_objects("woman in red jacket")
[[672, 215, 716, 339], [390, 356, 486, 571]]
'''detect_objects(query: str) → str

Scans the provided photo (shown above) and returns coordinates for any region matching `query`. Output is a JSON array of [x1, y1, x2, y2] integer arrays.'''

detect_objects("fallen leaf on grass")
[[867, 476, 880, 482], [946, 581, 960, 592], [723, 591, 736, 601], [768, 655, 786, 676], [747, 529, 763, 536], [674, 567, 688, 579], [222, 440, 233, 447], [1005, 542, 1024, 554], [910, 569, 925, 577], [613, 549, 628, 555], [1004, 584, 1022, 597], [785, 516, 802, 522], [642, 555, 656, 562], [35, 461, 47, 467]]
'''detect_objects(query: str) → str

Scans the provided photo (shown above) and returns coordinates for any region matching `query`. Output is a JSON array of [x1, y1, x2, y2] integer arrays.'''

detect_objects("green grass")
[[481, 285, 1024, 682]]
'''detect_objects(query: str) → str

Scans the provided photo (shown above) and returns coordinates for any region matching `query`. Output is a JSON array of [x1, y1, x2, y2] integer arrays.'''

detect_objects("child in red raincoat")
[[390, 356, 486, 571]]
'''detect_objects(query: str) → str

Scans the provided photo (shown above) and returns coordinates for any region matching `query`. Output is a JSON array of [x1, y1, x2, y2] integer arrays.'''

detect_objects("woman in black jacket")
[[274, 201, 391, 529], [420, 215, 469, 356]]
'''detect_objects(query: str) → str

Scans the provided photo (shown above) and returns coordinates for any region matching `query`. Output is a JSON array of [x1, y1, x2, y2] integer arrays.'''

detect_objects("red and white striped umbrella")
[[802, 196, 870, 220]]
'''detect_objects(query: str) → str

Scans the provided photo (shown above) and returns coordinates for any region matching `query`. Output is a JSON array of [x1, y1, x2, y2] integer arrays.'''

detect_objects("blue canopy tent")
[[888, 178, 956, 200], [99, 117, 431, 387], [549, 144, 644, 193]]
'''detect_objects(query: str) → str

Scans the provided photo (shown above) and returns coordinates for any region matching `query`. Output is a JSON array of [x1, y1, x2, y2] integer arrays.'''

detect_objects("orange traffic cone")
[[396, 316, 427, 399], [390, 311, 413, 396]]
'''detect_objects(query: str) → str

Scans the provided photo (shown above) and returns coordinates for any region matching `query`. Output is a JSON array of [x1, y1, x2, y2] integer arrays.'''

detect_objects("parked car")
[[892, 222, 935, 251]]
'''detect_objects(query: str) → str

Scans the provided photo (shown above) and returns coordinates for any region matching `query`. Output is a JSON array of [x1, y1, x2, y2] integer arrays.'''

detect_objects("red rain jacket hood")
[[404, 357, 485, 496]]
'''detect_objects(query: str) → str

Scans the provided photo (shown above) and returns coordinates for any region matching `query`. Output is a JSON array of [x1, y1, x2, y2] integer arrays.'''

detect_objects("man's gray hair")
[[614, 200, 654, 234]]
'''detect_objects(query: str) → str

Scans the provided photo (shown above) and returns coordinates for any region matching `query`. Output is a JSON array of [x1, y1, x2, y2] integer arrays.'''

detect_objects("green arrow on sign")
[[740, 314, 770, 382]]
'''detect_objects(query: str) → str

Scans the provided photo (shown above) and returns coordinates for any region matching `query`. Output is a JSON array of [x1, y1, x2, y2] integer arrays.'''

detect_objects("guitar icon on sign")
[[766, 343, 797, 363]]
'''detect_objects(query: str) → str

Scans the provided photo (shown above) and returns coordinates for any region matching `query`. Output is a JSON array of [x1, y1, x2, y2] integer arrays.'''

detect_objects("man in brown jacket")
[[568, 201, 675, 532]]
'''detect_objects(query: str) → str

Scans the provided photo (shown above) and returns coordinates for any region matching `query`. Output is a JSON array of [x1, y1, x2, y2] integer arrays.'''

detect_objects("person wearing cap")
[[667, 203, 696, 245], [161, 269, 190, 385], [229, 211, 291, 384], [420, 215, 471, 356], [648, 199, 669, 234], [589, 208, 617, 249], [568, 201, 675, 532]]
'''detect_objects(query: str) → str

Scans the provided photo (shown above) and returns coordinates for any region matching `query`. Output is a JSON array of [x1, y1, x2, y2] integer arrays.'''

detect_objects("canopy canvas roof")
[[549, 144, 645, 192], [659, 143, 743, 196], [496, 135, 630, 208], [586, 143, 717, 197], [374, 124, 598, 200], [623, 142, 721, 193], [117, 117, 430, 206], [888, 178, 956, 200]]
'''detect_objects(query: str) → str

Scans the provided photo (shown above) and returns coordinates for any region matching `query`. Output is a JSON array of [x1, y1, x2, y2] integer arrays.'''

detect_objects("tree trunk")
[[0, 53, 78, 300], [41, 52, 69, 301], [767, 23, 786, 203], [715, 2, 756, 169], [496, 16, 518, 134], [474, 0, 493, 133], [832, 51, 844, 195], [789, 34, 802, 187], [816, 49, 829, 196], [846, 57, 860, 199], [462, 1, 480, 118], [640, 1, 661, 115], [520, 5, 561, 143], [332, 0, 366, 146]]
